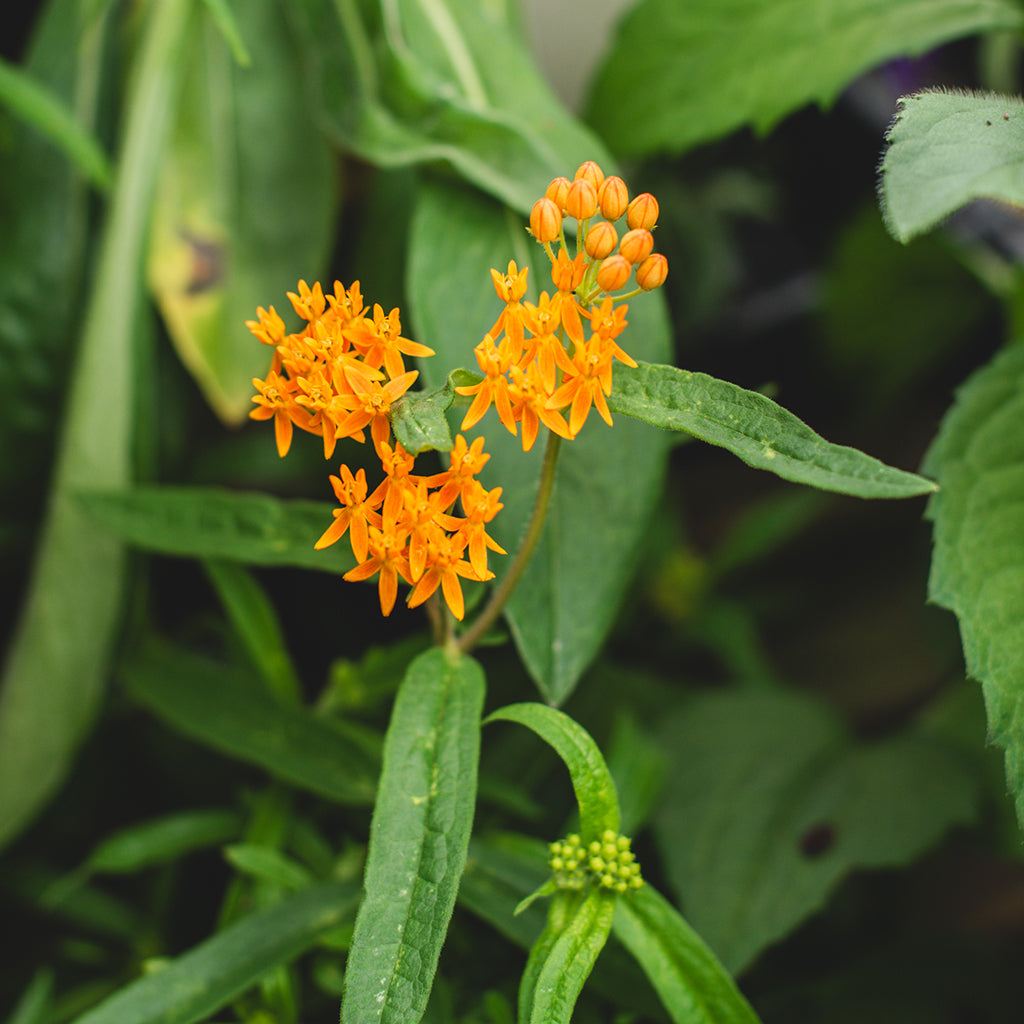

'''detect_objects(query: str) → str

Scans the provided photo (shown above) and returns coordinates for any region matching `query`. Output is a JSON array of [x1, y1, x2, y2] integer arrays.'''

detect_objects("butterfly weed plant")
[[5, 1, 1024, 1023]]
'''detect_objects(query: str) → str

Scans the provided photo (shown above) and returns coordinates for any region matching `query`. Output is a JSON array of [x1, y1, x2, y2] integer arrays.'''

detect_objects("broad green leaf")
[[613, 885, 761, 1024], [0, 56, 111, 189], [608, 362, 937, 499], [390, 374, 459, 455], [881, 89, 1024, 243], [485, 703, 620, 841], [87, 809, 241, 874], [922, 342, 1024, 829], [224, 844, 315, 890], [586, 0, 1024, 158], [68, 879, 359, 1024], [409, 178, 671, 702], [147, 0, 336, 423], [341, 648, 485, 1024], [297, 0, 612, 214], [0, 0, 192, 851], [75, 486, 355, 574], [519, 888, 616, 1024], [203, 559, 302, 705], [122, 639, 379, 805], [652, 690, 979, 974]]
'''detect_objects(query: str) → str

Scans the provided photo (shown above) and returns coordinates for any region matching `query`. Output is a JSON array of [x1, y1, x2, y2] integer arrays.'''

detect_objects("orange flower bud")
[[618, 228, 654, 264], [597, 175, 629, 220], [596, 254, 632, 293], [545, 176, 571, 211], [636, 253, 668, 291], [584, 221, 619, 259], [530, 197, 563, 242], [626, 193, 659, 231], [574, 160, 605, 190], [565, 178, 597, 221]]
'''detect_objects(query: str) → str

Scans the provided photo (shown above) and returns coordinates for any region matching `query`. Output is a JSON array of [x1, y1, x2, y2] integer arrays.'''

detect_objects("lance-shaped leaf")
[[880, 89, 1024, 243], [608, 362, 936, 499], [295, 0, 612, 214], [0, 0, 192, 852], [147, 0, 336, 423], [122, 639, 379, 805], [586, 0, 1024, 158], [68, 879, 359, 1024], [519, 888, 616, 1024], [923, 341, 1024, 830], [341, 648, 485, 1024], [613, 885, 762, 1024], [409, 179, 671, 703], [76, 486, 355, 574], [485, 703, 620, 841]]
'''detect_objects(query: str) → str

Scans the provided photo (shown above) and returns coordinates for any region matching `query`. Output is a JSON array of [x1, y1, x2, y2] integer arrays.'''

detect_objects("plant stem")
[[457, 431, 562, 653]]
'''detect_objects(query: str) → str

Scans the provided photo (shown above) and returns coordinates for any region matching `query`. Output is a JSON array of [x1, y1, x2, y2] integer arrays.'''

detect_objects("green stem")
[[457, 430, 562, 653]]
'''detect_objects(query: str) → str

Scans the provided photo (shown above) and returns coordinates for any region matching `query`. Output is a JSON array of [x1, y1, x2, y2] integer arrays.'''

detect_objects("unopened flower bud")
[[584, 220, 618, 259], [530, 197, 562, 242], [597, 175, 629, 220], [574, 160, 605, 190], [596, 254, 631, 293], [618, 228, 654, 264], [565, 178, 598, 221], [626, 193, 659, 231], [545, 176, 571, 212], [636, 253, 668, 291]]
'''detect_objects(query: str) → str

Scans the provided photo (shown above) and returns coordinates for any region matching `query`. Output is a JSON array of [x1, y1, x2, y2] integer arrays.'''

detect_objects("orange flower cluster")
[[456, 161, 667, 445], [248, 282, 503, 620]]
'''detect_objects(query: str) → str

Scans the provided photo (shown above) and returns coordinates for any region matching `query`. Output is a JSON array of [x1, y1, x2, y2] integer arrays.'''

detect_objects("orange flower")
[[251, 369, 301, 457], [406, 532, 492, 621], [442, 479, 506, 578], [343, 522, 412, 616], [430, 434, 491, 509], [345, 303, 435, 379], [315, 465, 383, 561], [287, 279, 326, 321], [546, 335, 617, 437], [508, 361, 571, 451], [489, 260, 530, 351], [455, 335, 518, 435], [335, 364, 419, 448]]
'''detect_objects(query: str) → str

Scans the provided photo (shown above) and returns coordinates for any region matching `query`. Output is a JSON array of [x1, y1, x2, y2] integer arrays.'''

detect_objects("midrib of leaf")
[[409, 0, 487, 107]]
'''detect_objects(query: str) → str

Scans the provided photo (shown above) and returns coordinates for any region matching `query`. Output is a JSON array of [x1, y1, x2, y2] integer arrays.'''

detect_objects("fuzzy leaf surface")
[[76, 486, 354, 574], [880, 89, 1024, 243], [653, 690, 979, 974], [485, 703, 620, 840], [341, 648, 484, 1024], [122, 640, 379, 805], [612, 885, 761, 1024], [147, 0, 336, 423], [68, 879, 359, 1024], [609, 362, 937, 498], [587, 0, 1023, 158], [923, 342, 1024, 829], [409, 179, 671, 702]]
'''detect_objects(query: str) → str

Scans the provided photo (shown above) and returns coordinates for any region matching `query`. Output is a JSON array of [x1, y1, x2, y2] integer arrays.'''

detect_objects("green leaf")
[[122, 639, 379, 805], [922, 342, 1024, 830], [224, 844, 315, 890], [390, 373, 459, 455], [5, 968, 54, 1024], [75, 486, 355, 574], [297, 0, 612, 213], [608, 362, 937, 499], [652, 689, 979, 974], [613, 885, 761, 1024], [408, 178, 671, 702], [519, 888, 616, 1024], [147, 0, 336, 423], [203, 559, 302, 705], [67, 879, 359, 1024], [0, 0, 192, 852], [586, 0, 1024, 158], [484, 703, 620, 841], [341, 648, 485, 1024], [87, 809, 241, 874], [0, 56, 111, 189], [880, 89, 1024, 243]]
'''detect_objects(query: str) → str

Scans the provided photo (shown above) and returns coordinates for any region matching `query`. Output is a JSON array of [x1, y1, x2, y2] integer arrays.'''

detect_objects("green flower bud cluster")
[[548, 829, 643, 894]]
